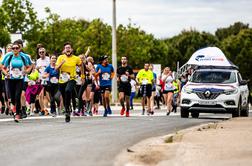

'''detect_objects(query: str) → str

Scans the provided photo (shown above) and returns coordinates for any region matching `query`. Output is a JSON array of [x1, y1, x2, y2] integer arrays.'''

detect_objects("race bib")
[[39, 66, 46, 74], [50, 77, 59, 84], [59, 72, 70, 83], [165, 83, 174, 91], [141, 79, 148, 85], [10, 68, 23, 79], [75, 76, 82, 85], [120, 75, 128, 82], [102, 73, 110, 81]]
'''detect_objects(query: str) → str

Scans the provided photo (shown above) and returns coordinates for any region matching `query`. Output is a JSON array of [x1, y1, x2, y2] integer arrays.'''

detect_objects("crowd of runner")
[[0, 40, 184, 123]]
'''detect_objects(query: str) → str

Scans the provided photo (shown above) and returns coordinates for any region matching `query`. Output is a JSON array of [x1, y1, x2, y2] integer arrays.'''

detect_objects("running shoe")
[[14, 114, 21, 123], [103, 109, 108, 117], [126, 111, 130, 117], [120, 107, 125, 116], [65, 113, 71, 123], [107, 107, 112, 114]]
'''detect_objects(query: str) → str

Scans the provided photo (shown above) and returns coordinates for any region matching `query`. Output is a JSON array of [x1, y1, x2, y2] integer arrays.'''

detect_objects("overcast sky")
[[4, 0, 252, 38]]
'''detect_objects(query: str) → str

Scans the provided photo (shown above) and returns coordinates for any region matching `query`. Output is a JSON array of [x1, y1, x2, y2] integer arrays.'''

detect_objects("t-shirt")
[[45, 65, 59, 84], [117, 65, 133, 84], [96, 64, 114, 87], [56, 54, 81, 83], [45, 65, 59, 79], [136, 69, 154, 85], [130, 79, 137, 93], [36, 57, 50, 82], [3, 53, 29, 79], [162, 74, 174, 91]]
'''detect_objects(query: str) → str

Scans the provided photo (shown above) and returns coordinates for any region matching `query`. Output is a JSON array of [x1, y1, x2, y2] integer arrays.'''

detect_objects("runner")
[[43, 55, 59, 117], [136, 63, 154, 115], [0, 49, 5, 114], [1, 41, 31, 122], [117, 56, 134, 117], [161, 67, 175, 115], [36, 47, 50, 116], [56, 42, 83, 122], [1, 44, 12, 115], [172, 76, 181, 113], [130, 78, 137, 110], [95, 55, 114, 117], [25, 63, 43, 116], [149, 64, 157, 114]]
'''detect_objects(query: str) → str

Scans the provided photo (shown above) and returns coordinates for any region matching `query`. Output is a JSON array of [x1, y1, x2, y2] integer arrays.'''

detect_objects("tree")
[[220, 28, 252, 89], [215, 22, 249, 41]]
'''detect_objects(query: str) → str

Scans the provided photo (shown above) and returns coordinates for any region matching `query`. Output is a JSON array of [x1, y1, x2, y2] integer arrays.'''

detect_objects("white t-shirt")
[[162, 74, 174, 91], [36, 56, 50, 81], [130, 79, 137, 93]]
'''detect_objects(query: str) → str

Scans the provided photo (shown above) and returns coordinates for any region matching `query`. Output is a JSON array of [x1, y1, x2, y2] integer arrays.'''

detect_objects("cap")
[[99, 55, 108, 62]]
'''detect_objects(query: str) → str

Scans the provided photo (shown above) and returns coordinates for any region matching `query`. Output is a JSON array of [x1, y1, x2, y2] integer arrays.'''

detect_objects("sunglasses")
[[39, 51, 45, 54], [12, 47, 20, 50]]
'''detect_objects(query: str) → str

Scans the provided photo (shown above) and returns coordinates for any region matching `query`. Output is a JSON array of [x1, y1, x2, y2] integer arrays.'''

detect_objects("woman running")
[[1, 41, 31, 122], [161, 67, 175, 115], [43, 55, 59, 117]]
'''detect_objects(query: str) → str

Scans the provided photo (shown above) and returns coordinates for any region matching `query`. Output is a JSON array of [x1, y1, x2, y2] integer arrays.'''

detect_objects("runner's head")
[[121, 56, 128, 66], [50, 54, 57, 64], [38, 47, 46, 59], [99, 55, 108, 65], [144, 63, 149, 71], [6, 44, 13, 53], [64, 42, 73, 56], [12, 42, 21, 55]]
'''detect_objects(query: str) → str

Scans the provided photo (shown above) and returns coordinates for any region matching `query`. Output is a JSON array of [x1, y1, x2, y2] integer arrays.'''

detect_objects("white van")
[[180, 47, 249, 118]]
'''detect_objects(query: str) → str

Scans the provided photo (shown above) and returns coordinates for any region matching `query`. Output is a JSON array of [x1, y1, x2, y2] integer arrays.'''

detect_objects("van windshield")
[[191, 71, 236, 83]]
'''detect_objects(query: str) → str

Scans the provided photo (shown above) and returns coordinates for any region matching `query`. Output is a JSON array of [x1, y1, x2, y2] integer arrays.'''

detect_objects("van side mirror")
[[239, 80, 248, 86]]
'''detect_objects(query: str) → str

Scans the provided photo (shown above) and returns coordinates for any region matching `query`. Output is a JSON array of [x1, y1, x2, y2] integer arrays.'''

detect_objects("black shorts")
[[163, 90, 174, 94], [118, 83, 131, 96], [138, 84, 152, 97], [100, 85, 111, 94]]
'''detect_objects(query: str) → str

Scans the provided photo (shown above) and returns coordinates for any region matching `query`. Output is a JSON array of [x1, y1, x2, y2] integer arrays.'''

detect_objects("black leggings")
[[78, 82, 88, 111], [8, 79, 23, 115], [49, 83, 59, 113], [59, 80, 76, 113]]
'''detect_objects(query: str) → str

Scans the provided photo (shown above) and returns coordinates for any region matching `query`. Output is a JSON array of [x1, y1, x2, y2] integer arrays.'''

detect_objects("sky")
[[3, 0, 252, 38]]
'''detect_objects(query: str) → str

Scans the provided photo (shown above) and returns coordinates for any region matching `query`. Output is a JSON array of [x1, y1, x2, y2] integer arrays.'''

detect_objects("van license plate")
[[199, 101, 216, 105]]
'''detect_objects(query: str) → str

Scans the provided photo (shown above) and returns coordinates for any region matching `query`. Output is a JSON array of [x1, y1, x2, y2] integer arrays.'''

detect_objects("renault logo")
[[204, 90, 211, 98]]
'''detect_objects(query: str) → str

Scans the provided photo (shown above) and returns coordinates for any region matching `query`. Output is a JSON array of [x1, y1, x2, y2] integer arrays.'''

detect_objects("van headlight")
[[182, 87, 193, 94], [224, 88, 238, 95]]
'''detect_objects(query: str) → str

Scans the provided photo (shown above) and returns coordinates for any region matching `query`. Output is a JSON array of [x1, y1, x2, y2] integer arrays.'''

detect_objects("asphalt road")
[[0, 110, 228, 166]]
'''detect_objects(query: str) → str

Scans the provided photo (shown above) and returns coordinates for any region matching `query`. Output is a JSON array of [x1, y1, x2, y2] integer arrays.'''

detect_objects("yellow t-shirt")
[[56, 54, 81, 83], [136, 69, 154, 85]]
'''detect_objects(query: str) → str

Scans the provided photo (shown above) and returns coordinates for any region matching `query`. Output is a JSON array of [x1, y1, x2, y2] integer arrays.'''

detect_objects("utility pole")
[[112, 0, 117, 104]]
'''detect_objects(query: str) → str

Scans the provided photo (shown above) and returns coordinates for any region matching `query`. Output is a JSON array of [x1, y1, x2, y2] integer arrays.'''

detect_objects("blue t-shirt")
[[3, 53, 29, 79], [2, 52, 31, 65], [45, 65, 59, 79], [96, 64, 114, 87]]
